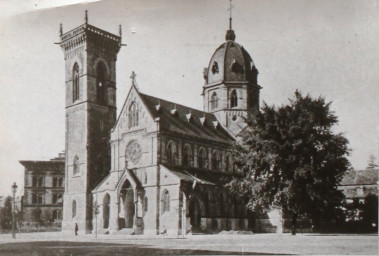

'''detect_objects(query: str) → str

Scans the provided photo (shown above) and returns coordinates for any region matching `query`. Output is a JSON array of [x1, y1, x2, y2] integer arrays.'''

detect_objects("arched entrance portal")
[[119, 180, 135, 229], [189, 199, 201, 229]]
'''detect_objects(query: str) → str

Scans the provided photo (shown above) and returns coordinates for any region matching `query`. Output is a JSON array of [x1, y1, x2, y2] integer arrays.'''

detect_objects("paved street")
[[0, 232, 377, 255]]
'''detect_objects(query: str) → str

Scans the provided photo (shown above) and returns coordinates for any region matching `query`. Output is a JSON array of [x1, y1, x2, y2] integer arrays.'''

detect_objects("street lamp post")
[[11, 182, 18, 239]]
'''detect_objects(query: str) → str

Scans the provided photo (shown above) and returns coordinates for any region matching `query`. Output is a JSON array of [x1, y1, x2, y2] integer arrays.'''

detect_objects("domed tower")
[[202, 17, 261, 137]]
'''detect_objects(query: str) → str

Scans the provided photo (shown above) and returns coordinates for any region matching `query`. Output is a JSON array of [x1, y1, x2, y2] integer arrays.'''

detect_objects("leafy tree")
[[229, 91, 350, 234], [0, 196, 13, 230]]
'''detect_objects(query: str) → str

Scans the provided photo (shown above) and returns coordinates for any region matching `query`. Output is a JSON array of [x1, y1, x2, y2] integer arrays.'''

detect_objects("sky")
[[0, 0, 378, 197]]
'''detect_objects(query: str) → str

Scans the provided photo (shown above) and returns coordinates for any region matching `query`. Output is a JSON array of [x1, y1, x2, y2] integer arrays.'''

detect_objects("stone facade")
[[59, 19, 121, 234], [20, 153, 65, 225], [60, 15, 262, 235]]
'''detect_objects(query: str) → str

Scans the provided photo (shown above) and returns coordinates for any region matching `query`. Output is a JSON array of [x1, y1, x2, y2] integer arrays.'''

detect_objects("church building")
[[59, 11, 262, 235]]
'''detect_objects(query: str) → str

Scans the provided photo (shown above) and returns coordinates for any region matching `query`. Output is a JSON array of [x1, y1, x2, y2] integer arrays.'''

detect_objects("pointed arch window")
[[73, 156, 79, 176], [210, 92, 219, 110], [166, 141, 177, 165], [161, 190, 170, 214], [183, 144, 192, 167], [72, 63, 80, 102], [198, 148, 207, 169], [212, 151, 221, 171], [128, 102, 138, 128], [230, 89, 238, 108], [225, 153, 233, 173], [96, 62, 107, 104]]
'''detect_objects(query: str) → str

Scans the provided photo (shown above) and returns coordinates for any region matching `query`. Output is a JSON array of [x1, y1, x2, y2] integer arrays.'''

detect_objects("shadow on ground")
[[0, 241, 291, 256]]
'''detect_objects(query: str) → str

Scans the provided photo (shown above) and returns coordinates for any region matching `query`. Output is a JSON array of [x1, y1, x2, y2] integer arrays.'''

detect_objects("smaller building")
[[339, 168, 379, 203], [20, 152, 65, 227]]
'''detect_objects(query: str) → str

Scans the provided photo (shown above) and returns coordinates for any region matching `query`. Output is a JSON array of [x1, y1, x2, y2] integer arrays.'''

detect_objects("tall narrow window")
[[212, 151, 221, 171], [166, 141, 177, 165], [72, 200, 77, 218], [161, 190, 170, 214], [198, 148, 207, 169], [96, 62, 106, 104], [73, 63, 79, 102], [225, 154, 233, 173], [73, 156, 79, 176], [128, 102, 138, 128], [183, 145, 192, 167], [210, 92, 218, 110], [230, 89, 238, 108]]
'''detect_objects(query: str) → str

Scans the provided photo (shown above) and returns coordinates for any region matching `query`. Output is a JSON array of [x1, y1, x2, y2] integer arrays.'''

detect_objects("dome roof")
[[205, 31, 258, 85]]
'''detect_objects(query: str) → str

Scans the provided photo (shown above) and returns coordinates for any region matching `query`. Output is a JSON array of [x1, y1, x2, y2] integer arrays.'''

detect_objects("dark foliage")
[[228, 91, 350, 231], [0, 196, 13, 230]]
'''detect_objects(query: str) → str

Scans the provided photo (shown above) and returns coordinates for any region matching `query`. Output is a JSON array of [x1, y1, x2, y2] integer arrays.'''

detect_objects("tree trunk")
[[291, 213, 298, 235]]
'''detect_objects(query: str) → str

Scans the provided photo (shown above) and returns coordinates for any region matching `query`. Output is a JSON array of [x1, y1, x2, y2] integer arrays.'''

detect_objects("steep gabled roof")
[[138, 92, 235, 144]]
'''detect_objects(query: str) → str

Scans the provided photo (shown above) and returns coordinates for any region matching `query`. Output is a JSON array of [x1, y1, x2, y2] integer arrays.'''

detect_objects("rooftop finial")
[[85, 10, 88, 24], [225, 0, 236, 41], [119, 24, 122, 37], [59, 23, 63, 36], [130, 71, 138, 90], [229, 0, 233, 30]]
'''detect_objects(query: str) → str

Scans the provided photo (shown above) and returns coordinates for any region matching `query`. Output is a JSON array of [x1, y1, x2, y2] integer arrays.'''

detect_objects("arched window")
[[96, 62, 106, 104], [210, 92, 218, 110], [128, 102, 138, 128], [72, 63, 80, 102], [103, 193, 110, 229], [183, 145, 192, 167], [230, 89, 238, 108], [212, 151, 221, 171], [72, 200, 76, 218], [198, 148, 207, 169], [225, 153, 233, 173], [73, 156, 79, 176], [166, 141, 177, 165], [161, 190, 170, 214]]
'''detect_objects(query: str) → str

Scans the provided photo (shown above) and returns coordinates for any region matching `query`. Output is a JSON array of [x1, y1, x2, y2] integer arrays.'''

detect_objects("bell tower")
[[59, 11, 122, 234], [203, 8, 261, 137]]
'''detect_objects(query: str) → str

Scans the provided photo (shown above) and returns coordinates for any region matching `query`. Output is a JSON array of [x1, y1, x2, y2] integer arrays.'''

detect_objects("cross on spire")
[[130, 71, 138, 89], [228, 0, 233, 29], [225, 0, 236, 41]]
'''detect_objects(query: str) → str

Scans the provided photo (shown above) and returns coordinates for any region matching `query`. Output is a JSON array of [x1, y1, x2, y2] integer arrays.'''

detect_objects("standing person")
[[75, 223, 78, 236]]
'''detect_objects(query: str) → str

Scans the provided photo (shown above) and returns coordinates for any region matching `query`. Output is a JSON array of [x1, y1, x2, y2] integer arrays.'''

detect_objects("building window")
[[210, 92, 218, 110], [33, 177, 44, 187], [166, 141, 177, 165], [183, 145, 192, 167], [144, 197, 148, 212], [230, 89, 238, 108], [225, 153, 233, 173], [211, 61, 219, 74], [53, 194, 63, 204], [198, 148, 207, 169], [161, 190, 170, 214], [72, 200, 77, 218], [212, 151, 221, 171], [72, 63, 80, 102], [96, 62, 106, 104], [53, 177, 63, 187], [53, 209, 62, 221], [73, 156, 79, 176], [128, 102, 138, 128], [32, 193, 43, 204]]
